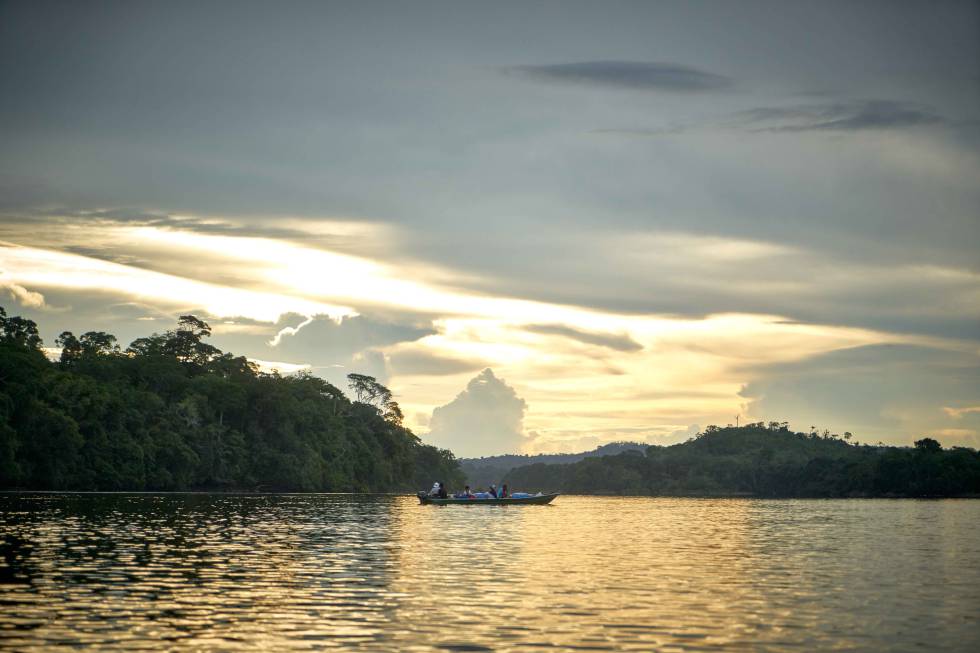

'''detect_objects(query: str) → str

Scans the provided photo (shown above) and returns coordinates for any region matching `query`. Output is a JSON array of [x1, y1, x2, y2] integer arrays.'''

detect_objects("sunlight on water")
[[1, 495, 978, 651]]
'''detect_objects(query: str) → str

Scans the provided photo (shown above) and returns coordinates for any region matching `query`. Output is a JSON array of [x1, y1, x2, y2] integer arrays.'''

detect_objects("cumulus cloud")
[[212, 313, 431, 389], [426, 368, 528, 457], [508, 60, 733, 92], [662, 424, 701, 444], [268, 314, 316, 346], [269, 314, 433, 361], [0, 280, 46, 309]]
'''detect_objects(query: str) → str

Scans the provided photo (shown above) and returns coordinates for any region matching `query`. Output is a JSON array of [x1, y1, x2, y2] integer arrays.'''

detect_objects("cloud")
[[943, 406, 980, 420], [737, 100, 945, 132], [508, 60, 733, 92], [597, 100, 946, 137], [662, 424, 701, 444], [269, 314, 433, 361], [525, 324, 642, 352], [0, 208, 389, 261], [248, 358, 311, 375], [426, 368, 528, 457], [0, 280, 47, 309], [216, 313, 432, 389], [933, 428, 977, 438], [269, 314, 316, 346], [739, 343, 980, 446], [388, 349, 486, 376], [0, 241, 351, 324]]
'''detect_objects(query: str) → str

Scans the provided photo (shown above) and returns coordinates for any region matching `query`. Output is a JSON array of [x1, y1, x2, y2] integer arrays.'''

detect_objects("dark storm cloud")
[[526, 324, 643, 352], [508, 61, 733, 92]]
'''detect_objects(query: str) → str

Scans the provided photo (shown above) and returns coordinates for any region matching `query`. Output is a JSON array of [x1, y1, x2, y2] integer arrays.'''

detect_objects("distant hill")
[[460, 441, 646, 488], [501, 424, 980, 498]]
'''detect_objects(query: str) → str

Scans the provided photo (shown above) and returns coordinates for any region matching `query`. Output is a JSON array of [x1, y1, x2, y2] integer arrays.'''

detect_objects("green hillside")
[[461, 441, 647, 487], [0, 307, 463, 492], [504, 424, 980, 497]]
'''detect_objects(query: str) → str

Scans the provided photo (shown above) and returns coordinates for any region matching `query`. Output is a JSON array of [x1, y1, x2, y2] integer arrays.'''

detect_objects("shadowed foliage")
[[0, 307, 462, 492], [504, 423, 980, 497], [461, 441, 647, 488]]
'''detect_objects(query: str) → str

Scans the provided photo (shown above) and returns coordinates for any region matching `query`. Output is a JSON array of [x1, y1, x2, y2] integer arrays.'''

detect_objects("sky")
[[1, 0, 978, 456]]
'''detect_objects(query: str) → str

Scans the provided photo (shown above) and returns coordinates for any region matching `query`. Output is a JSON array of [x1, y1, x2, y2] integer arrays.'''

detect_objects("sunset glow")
[[1, 0, 977, 456]]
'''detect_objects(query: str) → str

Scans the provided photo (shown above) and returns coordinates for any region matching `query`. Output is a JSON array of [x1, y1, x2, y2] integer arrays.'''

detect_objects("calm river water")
[[0, 494, 978, 651]]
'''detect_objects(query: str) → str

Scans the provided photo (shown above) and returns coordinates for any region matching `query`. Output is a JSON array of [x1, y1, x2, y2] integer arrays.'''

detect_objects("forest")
[[504, 423, 980, 497], [0, 307, 464, 492], [3, 305, 977, 498], [461, 441, 646, 488]]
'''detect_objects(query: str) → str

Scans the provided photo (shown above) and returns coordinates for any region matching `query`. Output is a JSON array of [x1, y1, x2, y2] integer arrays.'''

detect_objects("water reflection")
[[1, 494, 978, 651]]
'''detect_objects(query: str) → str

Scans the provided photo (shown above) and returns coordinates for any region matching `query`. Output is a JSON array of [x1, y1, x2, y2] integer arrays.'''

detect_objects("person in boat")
[[429, 481, 448, 499], [500, 484, 508, 498], [487, 484, 498, 498], [458, 485, 474, 498]]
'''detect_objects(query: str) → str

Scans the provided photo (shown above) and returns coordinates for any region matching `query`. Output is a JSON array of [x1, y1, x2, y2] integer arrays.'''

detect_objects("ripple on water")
[[1, 495, 979, 651]]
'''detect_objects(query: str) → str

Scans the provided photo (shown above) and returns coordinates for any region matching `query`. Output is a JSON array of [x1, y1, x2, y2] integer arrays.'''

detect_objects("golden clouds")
[[1, 220, 972, 454]]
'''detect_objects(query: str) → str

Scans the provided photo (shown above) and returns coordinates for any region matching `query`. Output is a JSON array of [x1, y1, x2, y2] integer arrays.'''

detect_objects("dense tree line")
[[461, 441, 646, 488], [0, 307, 463, 492], [504, 423, 980, 497]]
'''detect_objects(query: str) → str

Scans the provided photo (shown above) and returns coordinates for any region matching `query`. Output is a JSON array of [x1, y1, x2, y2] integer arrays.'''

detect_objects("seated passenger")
[[500, 484, 509, 498], [488, 484, 499, 498]]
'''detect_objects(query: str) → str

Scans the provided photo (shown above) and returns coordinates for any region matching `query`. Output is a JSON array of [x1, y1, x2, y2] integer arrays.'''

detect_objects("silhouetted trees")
[[0, 307, 463, 492], [504, 423, 980, 497], [461, 441, 647, 488], [347, 372, 404, 426]]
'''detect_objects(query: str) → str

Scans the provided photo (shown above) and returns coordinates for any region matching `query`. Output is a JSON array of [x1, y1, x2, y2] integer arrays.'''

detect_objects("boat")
[[417, 492, 558, 505]]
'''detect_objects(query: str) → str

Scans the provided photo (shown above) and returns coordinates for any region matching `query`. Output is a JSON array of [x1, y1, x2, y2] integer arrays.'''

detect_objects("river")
[[1, 494, 977, 651]]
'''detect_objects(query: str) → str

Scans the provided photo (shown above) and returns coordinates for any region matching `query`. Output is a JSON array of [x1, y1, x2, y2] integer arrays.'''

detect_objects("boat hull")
[[417, 492, 558, 505]]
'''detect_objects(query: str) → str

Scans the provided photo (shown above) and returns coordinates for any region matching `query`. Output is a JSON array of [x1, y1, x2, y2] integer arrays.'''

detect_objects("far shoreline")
[[4, 490, 978, 499]]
